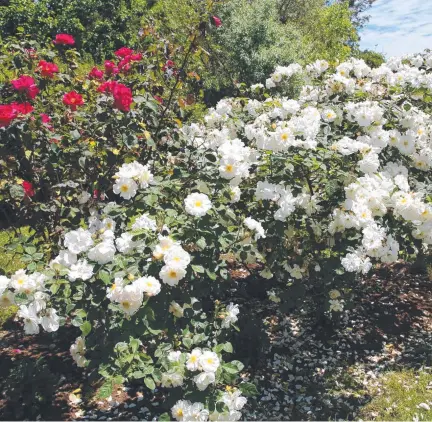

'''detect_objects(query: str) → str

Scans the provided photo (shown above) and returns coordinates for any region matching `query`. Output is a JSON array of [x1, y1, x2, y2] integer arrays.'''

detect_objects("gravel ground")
[[241, 267, 432, 421]]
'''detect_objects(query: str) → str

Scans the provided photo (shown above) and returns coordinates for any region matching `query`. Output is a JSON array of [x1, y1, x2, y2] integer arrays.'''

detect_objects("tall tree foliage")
[[0, 0, 149, 60]]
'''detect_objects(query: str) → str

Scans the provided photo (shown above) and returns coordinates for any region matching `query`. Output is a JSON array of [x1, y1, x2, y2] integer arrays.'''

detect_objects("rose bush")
[[2, 47, 432, 420], [0, 22, 210, 247], [178, 53, 432, 315]]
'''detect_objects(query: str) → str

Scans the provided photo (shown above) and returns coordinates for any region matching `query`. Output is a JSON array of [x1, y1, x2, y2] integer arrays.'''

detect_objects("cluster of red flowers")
[[1, 40, 144, 129], [63, 91, 85, 111], [88, 47, 143, 79], [53, 34, 75, 46], [37, 60, 59, 78], [0, 102, 34, 128], [97, 81, 133, 112], [115, 47, 142, 72], [11, 75, 39, 99]]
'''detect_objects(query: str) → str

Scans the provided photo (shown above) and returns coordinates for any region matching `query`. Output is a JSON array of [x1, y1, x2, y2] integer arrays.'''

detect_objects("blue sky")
[[360, 0, 432, 57]]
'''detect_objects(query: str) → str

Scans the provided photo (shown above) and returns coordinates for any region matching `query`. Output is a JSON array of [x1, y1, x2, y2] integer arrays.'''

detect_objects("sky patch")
[[360, 0, 432, 57]]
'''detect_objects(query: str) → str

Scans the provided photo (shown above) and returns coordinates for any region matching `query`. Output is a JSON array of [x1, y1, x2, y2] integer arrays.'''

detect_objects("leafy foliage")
[[0, 0, 149, 61]]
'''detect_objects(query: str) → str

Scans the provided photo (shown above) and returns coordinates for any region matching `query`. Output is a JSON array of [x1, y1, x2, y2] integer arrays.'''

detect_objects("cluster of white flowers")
[[266, 63, 302, 89], [113, 161, 155, 199], [152, 236, 192, 286], [0, 271, 59, 334], [107, 275, 161, 315], [160, 348, 221, 392], [7, 52, 432, 419], [171, 389, 247, 421], [255, 181, 320, 221], [180, 52, 432, 277]]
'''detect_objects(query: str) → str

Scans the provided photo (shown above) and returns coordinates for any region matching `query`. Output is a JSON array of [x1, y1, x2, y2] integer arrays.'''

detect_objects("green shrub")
[[0, 0, 150, 61], [0, 28, 207, 249], [355, 49, 386, 68]]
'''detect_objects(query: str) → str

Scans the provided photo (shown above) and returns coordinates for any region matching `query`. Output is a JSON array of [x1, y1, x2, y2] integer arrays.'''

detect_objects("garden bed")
[[1, 264, 431, 421]]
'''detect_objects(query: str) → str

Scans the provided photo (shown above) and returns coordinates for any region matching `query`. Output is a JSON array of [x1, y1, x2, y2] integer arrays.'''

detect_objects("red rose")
[[37, 60, 59, 78], [115, 47, 134, 58], [97, 80, 117, 93], [11, 75, 39, 99], [104, 60, 119, 76], [0, 104, 17, 128], [22, 181, 35, 197], [40, 113, 54, 131], [93, 189, 99, 199], [130, 53, 142, 61], [63, 91, 84, 111], [11, 102, 34, 115], [53, 34, 75, 45], [88, 67, 104, 80], [118, 57, 132, 72], [97, 81, 133, 112], [40, 113, 51, 123], [212, 16, 222, 27], [112, 83, 133, 112], [154, 95, 163, 104]]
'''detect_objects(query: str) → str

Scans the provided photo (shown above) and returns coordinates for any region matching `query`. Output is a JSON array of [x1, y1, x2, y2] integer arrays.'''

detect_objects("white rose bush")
[[2, 51, 432, 419]]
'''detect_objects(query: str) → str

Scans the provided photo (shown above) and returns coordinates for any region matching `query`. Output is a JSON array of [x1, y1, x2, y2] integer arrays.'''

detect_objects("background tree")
[[0, 0, 150, 61], [333, 0, 377, 29]]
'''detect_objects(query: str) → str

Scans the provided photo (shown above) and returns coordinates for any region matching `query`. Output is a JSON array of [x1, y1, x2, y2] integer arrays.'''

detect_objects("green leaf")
[[99, 270, 111, 285], [75, 309, 87, 318], [222, 363, 240, 374], [132, 371, 145, 379], [130, 338, 141, 353], [112, 375, 124, 385], [98, 381, 113, 399], [159, 413, 171, 421], [191, 265, 205, 273], [205, 153, 217, 162], [182, 337, 193, 349], [206, 269, 217, 280], [239, 382, 259, 397], [80, 321, 91, 337], [223, 360, 244, 374], [223, 342, 233, 353], [50, 283, 60, 295], [24, 246, 37, 255], [9, 184, 24, 199], [196, 237, 206, 249], [214, 344, 224, 353], [144, 377, 156, 390]]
